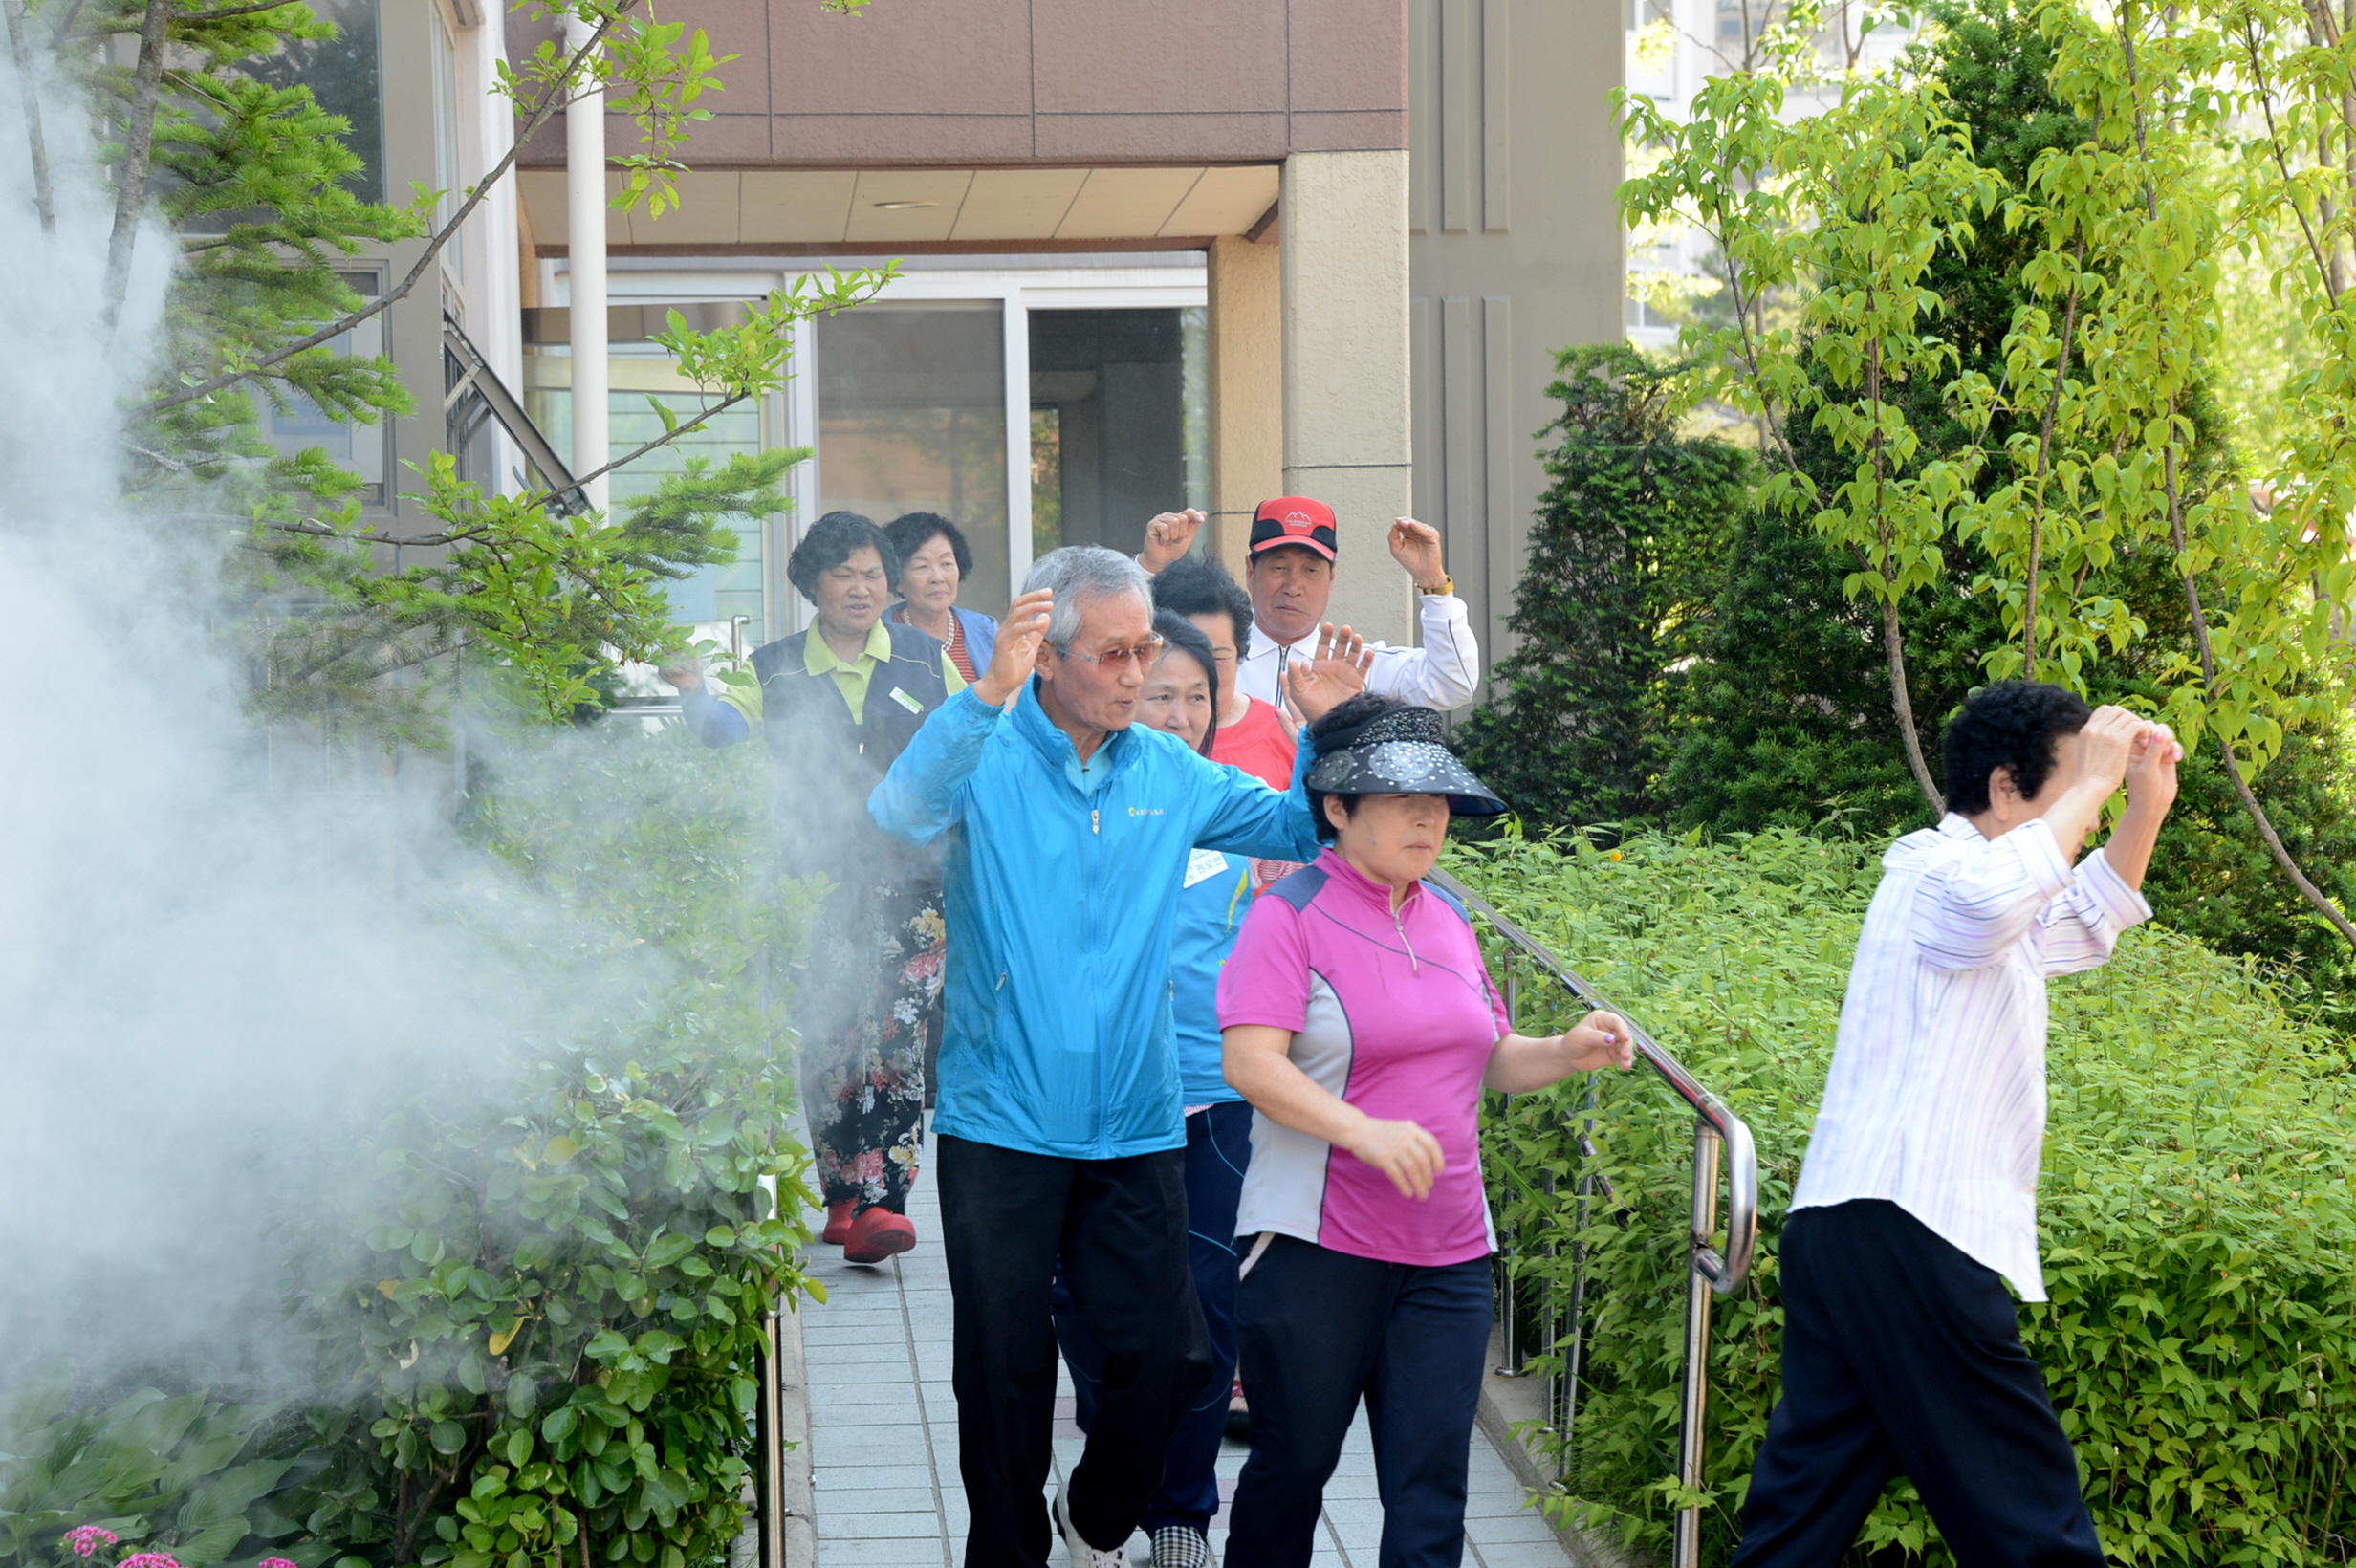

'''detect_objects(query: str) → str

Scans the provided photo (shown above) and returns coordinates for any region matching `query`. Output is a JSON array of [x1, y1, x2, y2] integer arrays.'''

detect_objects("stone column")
[[1207, 233, 1284, 577], [1280, 147, 1414, 643]]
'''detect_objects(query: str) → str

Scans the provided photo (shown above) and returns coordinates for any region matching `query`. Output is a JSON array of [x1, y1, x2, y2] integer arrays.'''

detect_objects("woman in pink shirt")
[[1216, 696, 1635, 1567]]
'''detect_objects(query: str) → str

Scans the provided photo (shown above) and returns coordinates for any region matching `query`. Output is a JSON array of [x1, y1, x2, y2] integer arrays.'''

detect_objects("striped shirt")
[[1790, 813, 2151, 1300]]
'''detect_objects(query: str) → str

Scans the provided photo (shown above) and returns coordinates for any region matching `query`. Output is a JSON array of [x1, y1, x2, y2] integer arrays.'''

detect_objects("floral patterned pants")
[[799, 876, 945, 1216]]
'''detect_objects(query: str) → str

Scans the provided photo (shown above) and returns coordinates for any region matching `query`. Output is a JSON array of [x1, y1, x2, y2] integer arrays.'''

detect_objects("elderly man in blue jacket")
[[871, 545, 1330, 1568]]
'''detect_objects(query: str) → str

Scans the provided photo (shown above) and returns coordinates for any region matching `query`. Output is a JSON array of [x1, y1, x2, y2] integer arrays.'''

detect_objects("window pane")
[[815, 304, 1010, 614], [523, 347, 769, 630], [252, 0, 383, 204], [1028, 309, 1186, 559]]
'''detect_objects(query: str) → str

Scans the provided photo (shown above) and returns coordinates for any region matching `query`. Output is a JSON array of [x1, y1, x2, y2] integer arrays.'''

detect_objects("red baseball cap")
[[1248, 497, 1339, 562]]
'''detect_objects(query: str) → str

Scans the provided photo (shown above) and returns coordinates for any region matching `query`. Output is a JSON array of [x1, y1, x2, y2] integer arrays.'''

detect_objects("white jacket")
[[1235, 591, 1481, 714]]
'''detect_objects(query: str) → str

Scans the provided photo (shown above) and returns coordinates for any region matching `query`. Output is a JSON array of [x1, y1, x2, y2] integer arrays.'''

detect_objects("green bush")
[[1456, 829, 2356, 1567], [0, 724, 820, 1568]]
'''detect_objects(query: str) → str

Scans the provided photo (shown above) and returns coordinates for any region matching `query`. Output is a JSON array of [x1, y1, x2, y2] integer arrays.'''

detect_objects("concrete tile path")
[[786, 1122, 1577, 1567]]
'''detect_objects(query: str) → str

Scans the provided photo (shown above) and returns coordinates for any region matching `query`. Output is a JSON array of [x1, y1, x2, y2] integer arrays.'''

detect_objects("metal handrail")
[[1431, 868, 1758, 1568]]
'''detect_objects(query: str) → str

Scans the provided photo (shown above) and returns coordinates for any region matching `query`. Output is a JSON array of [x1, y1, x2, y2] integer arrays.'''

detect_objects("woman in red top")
[[1151, 557, 1296, 789]]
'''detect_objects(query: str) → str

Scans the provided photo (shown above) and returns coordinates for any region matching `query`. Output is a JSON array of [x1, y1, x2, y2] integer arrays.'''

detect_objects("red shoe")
[[821, 1200, 856, 1246], [841, 1207, 917, 1264]]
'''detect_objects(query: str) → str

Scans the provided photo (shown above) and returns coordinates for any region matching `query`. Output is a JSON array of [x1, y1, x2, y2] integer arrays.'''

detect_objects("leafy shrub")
[[299, 725, 821, 1568], [1456, 828, 2356, 1567], [0, 1383, 309, 1568], [0, 724, 820, 1568]]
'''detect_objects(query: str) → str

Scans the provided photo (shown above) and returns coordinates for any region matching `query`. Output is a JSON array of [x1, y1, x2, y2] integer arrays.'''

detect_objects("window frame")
[[593, 261, 1209, 641]]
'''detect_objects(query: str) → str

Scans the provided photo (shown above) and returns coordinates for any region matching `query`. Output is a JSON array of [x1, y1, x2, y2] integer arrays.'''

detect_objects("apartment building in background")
[[325, 0, 1625, 685]]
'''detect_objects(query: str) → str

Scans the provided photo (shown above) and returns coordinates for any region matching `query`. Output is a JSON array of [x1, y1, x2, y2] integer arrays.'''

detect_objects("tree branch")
[[2123, 12, 2356, 950], [4, 0, 54, 234], [2022, 231, 2087, 679], [2240, 16, 2342, 310], [142, 1, 634, 413], [103, 0, 174, 325], [534, 388, 750, 507], [179, 0, 297, 19]]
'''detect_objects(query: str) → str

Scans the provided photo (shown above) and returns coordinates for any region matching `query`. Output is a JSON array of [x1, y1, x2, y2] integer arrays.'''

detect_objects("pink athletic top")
[[1217, 850, 1510, 1266]]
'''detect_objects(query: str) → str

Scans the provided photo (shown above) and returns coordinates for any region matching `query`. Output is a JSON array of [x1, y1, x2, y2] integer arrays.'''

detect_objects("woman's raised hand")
[[1342, 1115, 1446, 1200], [976, 588, 1053, 707], [1286, 622, 1375, 725]]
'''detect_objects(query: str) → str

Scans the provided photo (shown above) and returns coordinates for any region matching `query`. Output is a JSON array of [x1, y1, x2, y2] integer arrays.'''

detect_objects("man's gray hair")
[[1022, 546, 1153, 653]]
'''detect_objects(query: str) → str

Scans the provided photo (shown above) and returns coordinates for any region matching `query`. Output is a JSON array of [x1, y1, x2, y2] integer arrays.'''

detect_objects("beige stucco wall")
[[1207, 234, 1283, 575], [1281, 148, 1415, 644], [1409, 0, 1625, 675]]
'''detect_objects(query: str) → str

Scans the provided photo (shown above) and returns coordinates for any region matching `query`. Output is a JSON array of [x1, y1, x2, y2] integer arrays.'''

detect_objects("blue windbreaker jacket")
[[1172, 849, 1255, 1105], [868, 681, 1320, 1158]]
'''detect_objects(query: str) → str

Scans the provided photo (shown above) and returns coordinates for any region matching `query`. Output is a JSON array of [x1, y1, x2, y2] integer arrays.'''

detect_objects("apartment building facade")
[[346, 0, 1624, 679]]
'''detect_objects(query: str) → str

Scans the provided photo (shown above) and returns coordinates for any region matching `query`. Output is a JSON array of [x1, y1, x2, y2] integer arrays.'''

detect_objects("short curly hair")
[[1942, 680, 2093, 816], [787, 511, 896, 606], [1151, 555, 1253, 657], [884, 512, 972, 585]]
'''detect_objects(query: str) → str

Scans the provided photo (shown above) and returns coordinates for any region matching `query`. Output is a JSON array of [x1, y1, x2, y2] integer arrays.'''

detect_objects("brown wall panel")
[[516, 0, 1407, 169], [1287, 0, 1408, 115], [765, 1, 1034, 117], [1030, 0, 1288, 114]]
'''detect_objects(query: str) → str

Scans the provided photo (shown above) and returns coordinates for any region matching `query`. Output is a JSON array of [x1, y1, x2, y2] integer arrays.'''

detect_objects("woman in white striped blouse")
[[1732, 681, 2180, 1568]]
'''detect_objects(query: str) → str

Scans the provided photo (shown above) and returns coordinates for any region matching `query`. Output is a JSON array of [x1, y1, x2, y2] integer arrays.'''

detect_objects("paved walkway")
[[787, 1123, 1577, 1567]]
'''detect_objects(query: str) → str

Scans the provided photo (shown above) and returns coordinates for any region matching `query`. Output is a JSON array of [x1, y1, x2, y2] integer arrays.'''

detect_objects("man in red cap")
[[1138, 499, 1480, 716]]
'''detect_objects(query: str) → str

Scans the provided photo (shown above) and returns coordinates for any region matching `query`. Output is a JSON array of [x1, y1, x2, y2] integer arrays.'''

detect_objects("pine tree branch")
[[102, 0, 173, 325], [3, 0, 54, 234], [179, 0, 298, 19], [143, 1, 633, 414]]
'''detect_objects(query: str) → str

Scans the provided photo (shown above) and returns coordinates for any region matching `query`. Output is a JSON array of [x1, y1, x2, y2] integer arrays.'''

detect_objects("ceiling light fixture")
[[873, 200, 939, 210]]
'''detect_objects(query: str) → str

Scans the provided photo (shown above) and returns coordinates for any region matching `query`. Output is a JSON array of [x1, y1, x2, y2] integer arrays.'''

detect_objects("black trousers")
[[1732, 1200, 2105, 1568], [1051, 1100, 1254, 1535], [936, 1133, 1213, 1568], [1225, 1235, 1494, 1568]]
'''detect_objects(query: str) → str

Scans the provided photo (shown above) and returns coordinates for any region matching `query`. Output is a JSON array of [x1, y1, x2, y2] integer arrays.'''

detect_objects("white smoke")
[[0, 43, 564, 1392]]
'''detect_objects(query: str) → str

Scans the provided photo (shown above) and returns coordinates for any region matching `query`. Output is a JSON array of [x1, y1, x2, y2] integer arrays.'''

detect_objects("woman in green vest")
[[668, 512, 966, 1262]]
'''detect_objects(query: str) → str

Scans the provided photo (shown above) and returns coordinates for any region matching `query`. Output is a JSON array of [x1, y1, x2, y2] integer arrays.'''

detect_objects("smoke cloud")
[[0, 47, 593, 1397]]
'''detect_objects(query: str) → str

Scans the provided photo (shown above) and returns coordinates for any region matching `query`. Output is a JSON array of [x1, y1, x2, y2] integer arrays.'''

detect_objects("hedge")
[[1, 723, 821, 1568], [1456, 827, 2356, 1567]]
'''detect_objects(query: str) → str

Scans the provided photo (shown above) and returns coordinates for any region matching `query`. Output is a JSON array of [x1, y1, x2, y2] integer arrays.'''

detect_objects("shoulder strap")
[[1266, 865, 1328, 912], [1420, 879, 1472, 926]]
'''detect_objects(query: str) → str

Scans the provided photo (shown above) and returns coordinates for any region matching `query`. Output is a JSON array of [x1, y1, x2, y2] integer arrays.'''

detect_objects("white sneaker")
[[1052, 1478, 1127, 1568], [1148, 1525, 1211, 1568]]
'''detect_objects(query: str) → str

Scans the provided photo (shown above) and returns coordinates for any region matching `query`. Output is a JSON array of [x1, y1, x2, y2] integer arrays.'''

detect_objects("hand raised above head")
[[1386, 517, 1448, 589], [2077, 705, 2145, 793], [2124, 718, 2182, 808], [976, 588, 1053, 707], [1140, 509, 1207, 574]]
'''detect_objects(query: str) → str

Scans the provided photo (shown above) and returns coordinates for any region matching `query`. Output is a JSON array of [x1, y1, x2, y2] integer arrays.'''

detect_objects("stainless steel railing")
[[1430, 869, 1758, 1568]]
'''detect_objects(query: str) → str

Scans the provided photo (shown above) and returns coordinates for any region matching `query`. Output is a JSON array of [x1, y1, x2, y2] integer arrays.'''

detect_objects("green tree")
[[11, 0, 888, 732], [1453, 345, 1755, 833], [1615, 0, 2356, 956]]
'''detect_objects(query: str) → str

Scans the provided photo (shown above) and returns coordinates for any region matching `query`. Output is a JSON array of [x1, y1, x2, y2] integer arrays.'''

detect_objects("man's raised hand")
[[1139, 509, 1206, 574], [1387, 517, 1448, 591], [975, 588, 1054, 708]]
